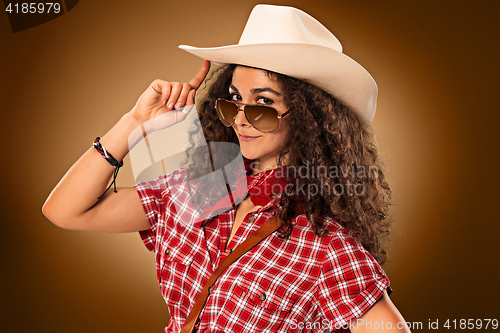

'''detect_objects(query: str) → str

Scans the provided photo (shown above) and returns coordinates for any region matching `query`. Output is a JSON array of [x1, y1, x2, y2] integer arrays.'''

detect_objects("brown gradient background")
[[1, 0, 499, 332]]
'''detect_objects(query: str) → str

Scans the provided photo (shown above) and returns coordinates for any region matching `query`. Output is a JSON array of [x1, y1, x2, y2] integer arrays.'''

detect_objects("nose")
[[233, 106, 250, 127]]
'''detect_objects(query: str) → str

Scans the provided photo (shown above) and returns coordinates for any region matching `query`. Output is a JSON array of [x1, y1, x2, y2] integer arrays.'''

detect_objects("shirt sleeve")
[[134, 175, 170, 252], [317, 228, 391, 328]]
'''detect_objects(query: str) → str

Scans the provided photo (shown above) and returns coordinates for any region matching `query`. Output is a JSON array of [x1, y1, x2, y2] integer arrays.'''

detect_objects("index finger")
[[188, 60, 211, 90]]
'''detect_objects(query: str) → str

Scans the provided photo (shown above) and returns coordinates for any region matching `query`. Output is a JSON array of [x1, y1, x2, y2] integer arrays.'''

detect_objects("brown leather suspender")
[[180, 207, 304, 333]]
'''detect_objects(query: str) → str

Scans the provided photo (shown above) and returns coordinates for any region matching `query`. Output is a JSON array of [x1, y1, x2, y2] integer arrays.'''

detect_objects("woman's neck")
[[251, 155, 288, 175], [251, 160, 275, 175]]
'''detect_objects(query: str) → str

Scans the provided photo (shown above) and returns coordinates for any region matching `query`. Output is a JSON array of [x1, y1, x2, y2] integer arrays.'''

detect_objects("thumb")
[[189, 60, 211, 90]]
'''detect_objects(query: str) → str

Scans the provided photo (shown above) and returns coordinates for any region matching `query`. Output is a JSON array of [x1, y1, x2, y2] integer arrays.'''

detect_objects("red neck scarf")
[[192, 159, 290, 223], [245, 159, 289, 206]]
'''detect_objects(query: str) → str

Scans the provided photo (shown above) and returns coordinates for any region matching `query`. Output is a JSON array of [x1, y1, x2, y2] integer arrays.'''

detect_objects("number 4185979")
[[444, 319, 498, 329], [5, 3, 61, 14]]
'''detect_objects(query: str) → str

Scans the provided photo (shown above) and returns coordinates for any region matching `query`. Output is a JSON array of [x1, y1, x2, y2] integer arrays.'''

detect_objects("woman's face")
[[229, 66, 290, 171]]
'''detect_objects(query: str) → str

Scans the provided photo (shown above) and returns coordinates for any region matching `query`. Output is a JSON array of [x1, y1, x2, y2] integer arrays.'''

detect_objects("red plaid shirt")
[[136, 168, 390, 332]]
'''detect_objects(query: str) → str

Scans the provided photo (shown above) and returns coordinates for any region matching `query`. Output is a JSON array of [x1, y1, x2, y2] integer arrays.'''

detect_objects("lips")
[[239, 133, 261, 142]]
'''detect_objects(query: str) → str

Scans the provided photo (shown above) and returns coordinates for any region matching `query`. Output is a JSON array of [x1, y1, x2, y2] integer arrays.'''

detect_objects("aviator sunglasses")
[[215, 98, 292, 133]]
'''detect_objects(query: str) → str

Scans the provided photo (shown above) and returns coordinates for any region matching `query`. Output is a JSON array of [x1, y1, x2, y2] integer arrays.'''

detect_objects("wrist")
[[122, 111, 146, 130], [98, 113, 142, 161]]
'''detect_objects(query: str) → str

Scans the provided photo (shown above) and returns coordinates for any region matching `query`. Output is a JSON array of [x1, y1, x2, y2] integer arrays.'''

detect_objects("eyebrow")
[[229, 84, 282, 96]]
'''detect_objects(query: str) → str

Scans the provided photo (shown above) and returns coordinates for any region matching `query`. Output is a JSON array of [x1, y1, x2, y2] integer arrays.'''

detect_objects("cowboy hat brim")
[[179, 43, 377, 124]]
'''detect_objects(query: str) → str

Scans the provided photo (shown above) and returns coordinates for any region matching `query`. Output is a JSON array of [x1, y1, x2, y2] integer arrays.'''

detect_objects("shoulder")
[[291, 213, 377, 263]]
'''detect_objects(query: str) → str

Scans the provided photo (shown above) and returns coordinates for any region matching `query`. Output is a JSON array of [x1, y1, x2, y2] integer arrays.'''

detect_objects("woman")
[[43, 4, 410, 332]]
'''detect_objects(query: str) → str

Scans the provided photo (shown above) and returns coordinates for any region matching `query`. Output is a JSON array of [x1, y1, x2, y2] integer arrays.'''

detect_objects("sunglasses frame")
[[215, 98, 292, 133]]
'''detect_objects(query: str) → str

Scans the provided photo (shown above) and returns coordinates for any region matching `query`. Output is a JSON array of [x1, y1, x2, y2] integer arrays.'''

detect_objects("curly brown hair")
[[193, 64, 392, 264]]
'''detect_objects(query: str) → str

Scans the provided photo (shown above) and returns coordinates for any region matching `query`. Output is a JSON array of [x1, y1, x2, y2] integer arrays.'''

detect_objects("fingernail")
[[168, 102, 174, 109], [161, 99, 167, 105], [175, 103, 183, 109]]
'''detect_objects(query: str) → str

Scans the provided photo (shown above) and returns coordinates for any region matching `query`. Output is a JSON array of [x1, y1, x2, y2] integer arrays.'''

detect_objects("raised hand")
[[130, 60, 211, 124]]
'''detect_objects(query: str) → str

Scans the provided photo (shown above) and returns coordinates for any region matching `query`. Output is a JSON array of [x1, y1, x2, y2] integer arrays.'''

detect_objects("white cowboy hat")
[[179, 4, 377, 124]]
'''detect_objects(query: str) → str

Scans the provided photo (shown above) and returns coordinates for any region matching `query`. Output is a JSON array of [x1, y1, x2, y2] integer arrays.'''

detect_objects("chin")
[[240, 150, 259, 161], [240, 149, 266, 162], [238, 142, 278, 166]]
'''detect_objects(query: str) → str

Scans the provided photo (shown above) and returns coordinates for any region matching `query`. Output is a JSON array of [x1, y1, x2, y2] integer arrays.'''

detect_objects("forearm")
[[350, 291, 411, 333], [42, 112, 142, 228]]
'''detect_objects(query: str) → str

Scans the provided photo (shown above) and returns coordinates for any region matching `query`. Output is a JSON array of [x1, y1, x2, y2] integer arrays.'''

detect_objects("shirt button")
[[248, 216, 255, 223], [259, 293, 266, 301], [164, 249, 170, 255], [228, 249, 233, 254]]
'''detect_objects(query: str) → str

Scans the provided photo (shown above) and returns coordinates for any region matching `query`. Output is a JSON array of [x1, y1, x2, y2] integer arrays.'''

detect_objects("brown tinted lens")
[[216, 100, 238, 127], [245, 105, 279, 132]]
